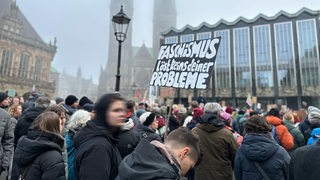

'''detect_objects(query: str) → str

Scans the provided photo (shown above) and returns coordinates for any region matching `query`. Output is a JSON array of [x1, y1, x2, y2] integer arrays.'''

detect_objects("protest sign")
[[150, 37, 221, 89]]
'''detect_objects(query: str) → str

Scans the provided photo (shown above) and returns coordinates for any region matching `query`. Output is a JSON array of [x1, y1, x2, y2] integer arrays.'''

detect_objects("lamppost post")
[[112, 5, 130, 92], [115, 41, 122, 91]]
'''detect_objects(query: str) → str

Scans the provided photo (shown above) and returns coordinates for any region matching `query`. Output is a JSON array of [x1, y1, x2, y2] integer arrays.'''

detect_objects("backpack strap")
[[253, 162, 271, 180]]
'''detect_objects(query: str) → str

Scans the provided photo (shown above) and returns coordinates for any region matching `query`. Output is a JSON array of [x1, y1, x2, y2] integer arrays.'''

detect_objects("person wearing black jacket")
[[11, 112, 66, 180], [73, 93, 126, 180], [290, 140, 320, 180], [14, 97, 51, 147], [116, 127, 200, 180]]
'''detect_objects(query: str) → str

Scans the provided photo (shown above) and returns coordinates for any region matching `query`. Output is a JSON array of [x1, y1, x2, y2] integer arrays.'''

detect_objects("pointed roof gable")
[[0, 0, 44, 43], [134, 43, 152, 60]]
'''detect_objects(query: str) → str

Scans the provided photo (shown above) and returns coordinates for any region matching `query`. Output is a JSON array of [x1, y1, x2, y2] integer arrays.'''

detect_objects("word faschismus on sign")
[[150, 37, 221, 89]]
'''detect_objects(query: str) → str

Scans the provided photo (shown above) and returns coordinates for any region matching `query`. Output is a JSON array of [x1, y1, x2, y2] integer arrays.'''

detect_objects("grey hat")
[[308, 106, 320, 124], [204, 102, 222, 113], [34, 97, 51, 109]]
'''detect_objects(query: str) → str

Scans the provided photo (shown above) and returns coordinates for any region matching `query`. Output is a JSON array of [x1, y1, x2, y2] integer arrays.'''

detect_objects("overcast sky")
[[17, 0, 320, 84]]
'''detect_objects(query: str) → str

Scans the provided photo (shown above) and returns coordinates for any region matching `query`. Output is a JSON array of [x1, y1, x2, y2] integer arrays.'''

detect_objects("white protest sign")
[[149, 37, 221, 89]]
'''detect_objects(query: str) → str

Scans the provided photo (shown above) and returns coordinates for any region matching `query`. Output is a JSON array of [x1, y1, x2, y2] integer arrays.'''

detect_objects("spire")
[[76, 66, 82, 78]]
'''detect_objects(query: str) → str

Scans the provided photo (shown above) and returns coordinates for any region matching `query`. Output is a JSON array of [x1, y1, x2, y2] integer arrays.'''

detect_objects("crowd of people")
[[0, 91, 319, 180]]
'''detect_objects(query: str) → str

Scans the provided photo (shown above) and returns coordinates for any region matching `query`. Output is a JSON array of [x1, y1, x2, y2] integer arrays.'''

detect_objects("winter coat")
[[14, 106, 45, 147], [11, 130, 66, 180], [192, 112, 237, 180], [234, 133, 291, 180], [307, 128, 320, 145], [116, 128, 140, 158], [168, 115, 180, 132], [65, 128, 79, 180], [73, 121, 122, 180], [283, 120, 305, 150], [290, 140, 320, 180], [135, 123, 161, 142], [0, 108, 16, 171], [266, 115, 294, 151], [116, 139, 180, 180]]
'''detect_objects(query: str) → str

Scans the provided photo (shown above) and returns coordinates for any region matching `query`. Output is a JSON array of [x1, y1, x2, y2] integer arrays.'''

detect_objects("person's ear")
[[179, 147, 190, 159]]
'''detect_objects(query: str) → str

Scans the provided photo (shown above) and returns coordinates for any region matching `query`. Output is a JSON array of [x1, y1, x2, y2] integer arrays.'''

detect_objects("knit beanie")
[[308, 106, 320, 125], [220, 111, 231, 124], [0, 92, 8, 103], [193, 107, 204, 119], [65, 95, 78, 106], [79, 96, 93, 107], [139, 112, 156, 126]]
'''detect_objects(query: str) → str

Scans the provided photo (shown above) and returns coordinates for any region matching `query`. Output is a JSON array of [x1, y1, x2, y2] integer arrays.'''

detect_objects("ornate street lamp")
[[112, 5, 131, 92]]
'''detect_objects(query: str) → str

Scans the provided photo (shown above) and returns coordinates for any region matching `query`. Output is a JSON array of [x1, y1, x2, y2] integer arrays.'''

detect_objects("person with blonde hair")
[[65, 110, 91, 180], [11, 112, 66, 180], [8, 104, 22, 119]]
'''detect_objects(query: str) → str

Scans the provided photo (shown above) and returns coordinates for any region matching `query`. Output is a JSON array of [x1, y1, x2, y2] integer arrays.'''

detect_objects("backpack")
[[226, 126, 243, 147], [272, 126, 280, 145]]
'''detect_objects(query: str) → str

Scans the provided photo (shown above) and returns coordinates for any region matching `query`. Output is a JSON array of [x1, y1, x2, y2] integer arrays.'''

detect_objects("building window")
[[18, 53, 30, 79], [253, 25, 273, 88], [34, 57, 43, 81], [0, 49, 13, 76], [196, 32, 212, 40], [297, 19, 320, 88], [234, 27, 251, 88], [164, 36, 178, 44], [214, 30, 231, 89], [274, 22, 297, 89], [180, 34, 194, 43]]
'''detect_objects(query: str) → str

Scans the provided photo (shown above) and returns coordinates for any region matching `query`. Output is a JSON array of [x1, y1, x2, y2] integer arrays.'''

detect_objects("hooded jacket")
[[266, 115, 294, 151], [283, 120, 305, 150], [234, 133, 290, 180], [73, 93, 123, 180], [290, 140, 320, 180], [14, 106, 46, 147], [135, 123, 161, 142], [11, 130, 65, 180], [116, 139, 180, 180], [192, 112, 237, 180]]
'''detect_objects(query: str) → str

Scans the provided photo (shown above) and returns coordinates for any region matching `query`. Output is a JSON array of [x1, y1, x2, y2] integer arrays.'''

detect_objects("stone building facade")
[[0, 0, 57, 98]]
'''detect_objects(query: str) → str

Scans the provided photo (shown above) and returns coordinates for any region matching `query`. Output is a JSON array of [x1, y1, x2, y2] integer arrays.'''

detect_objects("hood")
[[266, 115, 283, 126], [14, 130, 63, 166], [118, 139, 179, 179], [23, 107, 46, 123], [198, 112, 224, 126], [135, 123, 156, 133], [241, 133, 279, 162], [196, 123, 224, 133], [73, 121, 118, 149]]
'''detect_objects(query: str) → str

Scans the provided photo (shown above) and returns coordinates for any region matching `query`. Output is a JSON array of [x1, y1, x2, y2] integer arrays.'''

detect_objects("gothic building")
[[98, 0, 177, 99], [0, 0, 57, 98]]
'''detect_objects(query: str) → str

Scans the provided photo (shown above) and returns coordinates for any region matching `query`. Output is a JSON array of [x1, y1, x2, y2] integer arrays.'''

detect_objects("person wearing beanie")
[[135, 112, 161, 142], [0, 92, 10, 109], [301, 106, 320, 142], [220, 111, 243, 147], [151, 107, 166, 139], [64, 95, 79, 116], [83, 103, 95, 120], [73, 93, 126, 180], [14, 97, 51, 148], [79, 96, 93, 109], [186, 107, 204, 130], [266, 108, 294, 151]]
